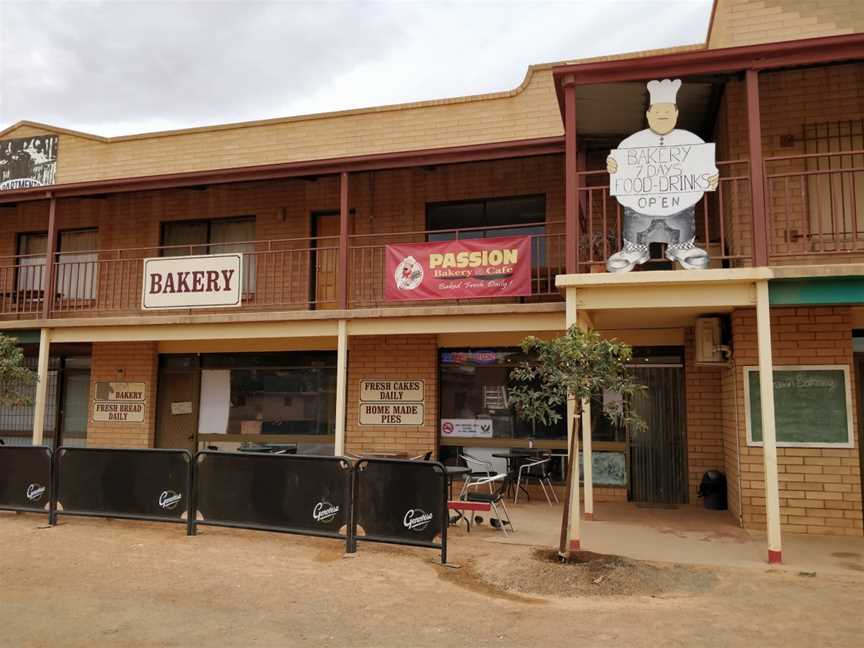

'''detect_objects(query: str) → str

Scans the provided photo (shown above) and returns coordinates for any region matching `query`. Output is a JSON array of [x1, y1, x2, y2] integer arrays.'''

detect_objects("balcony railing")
[[575, 160, 753, 270], [0, 224, 564, 320], [766, 149, 864, 260]]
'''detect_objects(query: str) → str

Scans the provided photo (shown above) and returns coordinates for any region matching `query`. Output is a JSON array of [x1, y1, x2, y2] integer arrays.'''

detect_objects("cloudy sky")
[[0, 0, 714, 137]]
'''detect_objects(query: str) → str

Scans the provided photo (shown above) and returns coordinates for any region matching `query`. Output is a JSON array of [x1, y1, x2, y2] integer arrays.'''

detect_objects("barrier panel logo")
[[403, 508, 433, 532], [26, 483, 46, 502], [313, 501, 340, 524], [158, 490, 183, 510]]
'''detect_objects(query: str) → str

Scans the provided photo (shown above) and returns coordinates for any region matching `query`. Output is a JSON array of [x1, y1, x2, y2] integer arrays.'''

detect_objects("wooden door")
[[155, 369, 199, 452], [312, 213, 340, 309], [627, 365, 688, 505]]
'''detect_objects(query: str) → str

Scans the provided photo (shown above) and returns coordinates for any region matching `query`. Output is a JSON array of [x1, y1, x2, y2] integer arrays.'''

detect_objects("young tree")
[[0, 334, 37, 407], [507, 325, 644, 560]]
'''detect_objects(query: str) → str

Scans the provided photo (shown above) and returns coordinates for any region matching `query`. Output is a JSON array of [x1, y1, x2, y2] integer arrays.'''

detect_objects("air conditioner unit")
[[695, 317, 729, 364]]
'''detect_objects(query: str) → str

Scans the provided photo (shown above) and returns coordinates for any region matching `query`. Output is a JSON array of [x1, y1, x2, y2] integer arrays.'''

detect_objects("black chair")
[[464, 473, 515, 535]]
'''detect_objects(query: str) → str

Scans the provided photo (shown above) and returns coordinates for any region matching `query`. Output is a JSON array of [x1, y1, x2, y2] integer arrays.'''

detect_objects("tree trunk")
[[558, 408, 581, 558]]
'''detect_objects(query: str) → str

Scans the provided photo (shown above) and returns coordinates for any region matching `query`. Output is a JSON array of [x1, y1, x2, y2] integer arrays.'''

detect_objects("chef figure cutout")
[[606, 79, 718, 272]]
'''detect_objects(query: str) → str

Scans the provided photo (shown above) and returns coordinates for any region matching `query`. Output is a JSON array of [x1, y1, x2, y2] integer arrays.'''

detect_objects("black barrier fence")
[[52, 447, 194, 534], [194, 451, 354, 551], [6, 448, 450, 561], [0, 446, 52, 515], [353, 458, 448, 563]]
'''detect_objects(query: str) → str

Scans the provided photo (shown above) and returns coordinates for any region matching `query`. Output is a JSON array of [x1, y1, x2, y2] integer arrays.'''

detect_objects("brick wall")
[[709, 0, 864, 49], [0, 155, 564, 311], [730, 306, 863, 536], [345, 335, 437, 458], [684, 330, 726, 502], [714, 62, 864, 266], [3, 65, 562, 184], [87, 342, 158, 448]]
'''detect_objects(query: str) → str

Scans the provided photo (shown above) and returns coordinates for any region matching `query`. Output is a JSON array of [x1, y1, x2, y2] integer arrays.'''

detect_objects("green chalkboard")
[[746, 367, 852, 446]]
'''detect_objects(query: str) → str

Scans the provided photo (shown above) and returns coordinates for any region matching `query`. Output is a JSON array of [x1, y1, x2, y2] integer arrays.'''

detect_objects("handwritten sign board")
[[359, 379, 425, 426], [142, 253, 243, 310], [745, 366, 853, 447], [93, 382, 146, 423], [609, 143, 716, 216]]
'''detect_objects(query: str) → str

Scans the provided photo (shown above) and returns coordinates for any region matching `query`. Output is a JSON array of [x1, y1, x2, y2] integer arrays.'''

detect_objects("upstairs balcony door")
[[310, 211, 349, 309]]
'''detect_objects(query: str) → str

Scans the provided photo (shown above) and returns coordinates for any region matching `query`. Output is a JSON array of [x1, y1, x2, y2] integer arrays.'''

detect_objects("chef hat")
[[647, 78, 682, 105]]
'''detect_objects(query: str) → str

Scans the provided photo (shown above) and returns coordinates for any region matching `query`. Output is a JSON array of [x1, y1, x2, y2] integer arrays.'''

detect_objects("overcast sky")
[[0, 0, 714, 137]]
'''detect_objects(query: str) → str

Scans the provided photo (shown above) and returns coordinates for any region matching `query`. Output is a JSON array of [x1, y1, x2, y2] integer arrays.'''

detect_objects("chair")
[[458, 452, 497, 495], [410, 450, 433, 461], [515, 457, 559, 505], [464, 473, 515, 535]]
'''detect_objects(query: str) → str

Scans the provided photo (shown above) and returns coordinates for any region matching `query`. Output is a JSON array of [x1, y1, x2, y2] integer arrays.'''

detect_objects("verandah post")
[[32, 328, 51, 446], [755, 280, 782, 563], [564, 76, 580, 274], [746, 69, 769, 267], [338, 171, 350, 309]]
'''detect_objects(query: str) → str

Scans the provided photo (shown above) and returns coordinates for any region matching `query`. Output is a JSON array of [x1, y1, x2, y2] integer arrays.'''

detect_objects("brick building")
[[1, 0, 863, 561]]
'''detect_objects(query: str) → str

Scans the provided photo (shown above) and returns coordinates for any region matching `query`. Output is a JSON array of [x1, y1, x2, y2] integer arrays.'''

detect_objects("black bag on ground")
[[697, 470, 727, 510]]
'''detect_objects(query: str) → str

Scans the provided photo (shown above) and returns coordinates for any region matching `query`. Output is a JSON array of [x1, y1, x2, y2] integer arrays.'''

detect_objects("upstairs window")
[[161, 216, 256, 293], [426, 195, 545, 242]]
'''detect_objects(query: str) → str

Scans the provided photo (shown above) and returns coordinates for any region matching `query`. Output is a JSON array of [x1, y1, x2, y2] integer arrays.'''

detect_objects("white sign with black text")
[[142, 253, 243, 310]]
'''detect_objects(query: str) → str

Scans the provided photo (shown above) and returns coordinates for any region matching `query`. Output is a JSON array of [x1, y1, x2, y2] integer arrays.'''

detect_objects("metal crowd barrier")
[[4, 447, 450, 562], [0, 446, 52, 516], [52, 447, 194, 534], [352, 458, 448, 563], [193, 451, 355, 551]]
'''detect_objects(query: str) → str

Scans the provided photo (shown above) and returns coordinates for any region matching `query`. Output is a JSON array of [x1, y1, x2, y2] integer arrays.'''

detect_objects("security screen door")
[[627, 364, 688, 506]]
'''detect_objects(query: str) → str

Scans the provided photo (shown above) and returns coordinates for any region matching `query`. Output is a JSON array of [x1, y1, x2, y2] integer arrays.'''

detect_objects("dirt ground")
[[0, 513, 862, 648]]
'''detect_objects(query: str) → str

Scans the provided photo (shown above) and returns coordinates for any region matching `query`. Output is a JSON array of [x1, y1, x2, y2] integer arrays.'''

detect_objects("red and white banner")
[[384, 236, 531, 301]]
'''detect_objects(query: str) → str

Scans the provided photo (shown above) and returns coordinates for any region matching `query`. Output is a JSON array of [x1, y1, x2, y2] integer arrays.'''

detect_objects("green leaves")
[[0, 335, 38, 407], [507, 325, 645, 432]]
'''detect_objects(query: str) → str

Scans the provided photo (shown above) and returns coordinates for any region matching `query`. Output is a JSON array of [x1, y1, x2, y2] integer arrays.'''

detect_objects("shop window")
[[196, 353, 336, 437], [439, 348, 566, 442], [161, 216, 256, 293], [0, 356, 58, 446]]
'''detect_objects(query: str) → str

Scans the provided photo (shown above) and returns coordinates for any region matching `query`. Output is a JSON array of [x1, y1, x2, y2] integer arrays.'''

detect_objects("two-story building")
[[1, 0, 862, 562]]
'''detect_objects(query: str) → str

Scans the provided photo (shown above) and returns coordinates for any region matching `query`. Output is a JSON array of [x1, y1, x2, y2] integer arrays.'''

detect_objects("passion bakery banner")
[[384, 236, 531, 301]]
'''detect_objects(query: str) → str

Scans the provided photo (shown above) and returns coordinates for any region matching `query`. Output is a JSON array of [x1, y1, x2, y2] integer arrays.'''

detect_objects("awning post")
[[334, 319, 348, 456], [32, 328, 51, 446], [755, 280, 782, 563]]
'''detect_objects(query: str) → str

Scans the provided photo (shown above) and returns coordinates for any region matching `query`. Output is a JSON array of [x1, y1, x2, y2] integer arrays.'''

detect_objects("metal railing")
[[574, 160, 753, 271], [348, 221, 565, 308], [766, 149, 864, 260], [0, 223, 564, 320]]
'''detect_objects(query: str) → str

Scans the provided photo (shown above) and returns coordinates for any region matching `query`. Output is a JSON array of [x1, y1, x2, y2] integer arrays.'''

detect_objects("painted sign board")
[[0, 135, 58, 191], [359, 380, 424, 403], [359, 402, 424, 426], [93, 382, 146, 423], [358, 378, 425, 426], [142, 253, 243, 310], [609, 143, 716, 216], [384, 236, 531, 301]]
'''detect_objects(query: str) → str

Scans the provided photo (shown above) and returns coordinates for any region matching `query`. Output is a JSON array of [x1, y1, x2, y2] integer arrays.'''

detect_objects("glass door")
[[58, 367, 91, 448]]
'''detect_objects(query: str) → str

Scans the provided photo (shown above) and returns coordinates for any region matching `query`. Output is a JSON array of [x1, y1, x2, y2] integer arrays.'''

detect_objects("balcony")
[[0, 222, 565, 321]]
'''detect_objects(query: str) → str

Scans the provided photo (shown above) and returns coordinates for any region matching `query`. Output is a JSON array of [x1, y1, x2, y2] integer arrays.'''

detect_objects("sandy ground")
[[0, 512, 862, 648]]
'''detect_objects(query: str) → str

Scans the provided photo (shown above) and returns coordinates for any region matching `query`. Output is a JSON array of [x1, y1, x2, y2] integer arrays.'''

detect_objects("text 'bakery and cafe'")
[[1, 0, 864, 562]]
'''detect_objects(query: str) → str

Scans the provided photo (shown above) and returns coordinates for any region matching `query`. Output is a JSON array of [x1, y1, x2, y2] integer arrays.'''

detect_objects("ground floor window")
[[438, 348, 566, 444]]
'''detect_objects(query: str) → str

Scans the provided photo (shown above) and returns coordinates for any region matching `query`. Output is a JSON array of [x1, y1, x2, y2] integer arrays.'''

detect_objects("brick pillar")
[[87, 342, 159, 448], [345, 334, 437, 458]]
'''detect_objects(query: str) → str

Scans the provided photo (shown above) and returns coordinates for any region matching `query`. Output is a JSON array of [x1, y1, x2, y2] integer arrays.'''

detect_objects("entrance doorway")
[[155, 364, 199, 452], [57, 365, 90, 448], [627, 355, 688, 506]]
